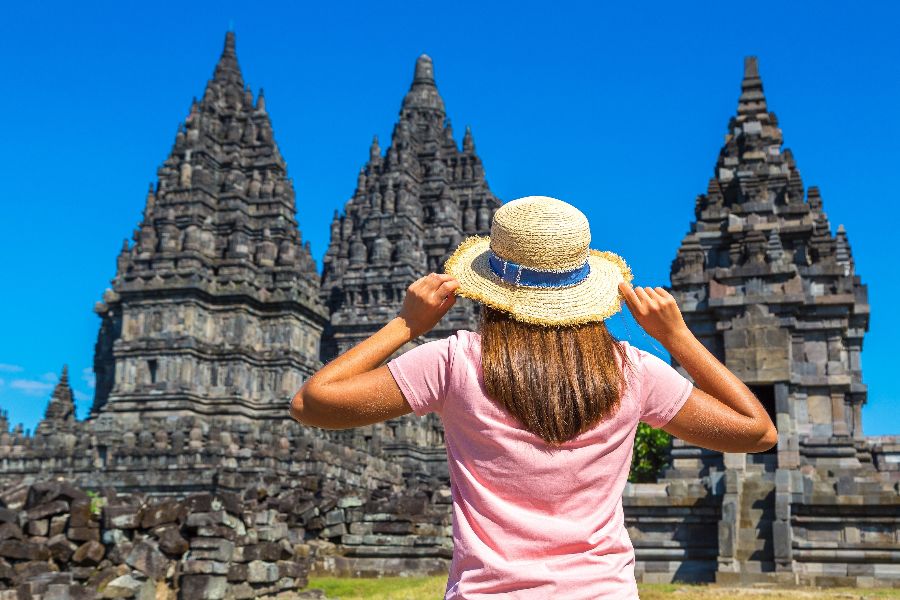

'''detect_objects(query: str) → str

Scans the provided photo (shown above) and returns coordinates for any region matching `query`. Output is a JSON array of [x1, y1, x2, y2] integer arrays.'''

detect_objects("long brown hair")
[[479, 305, 633, 446]]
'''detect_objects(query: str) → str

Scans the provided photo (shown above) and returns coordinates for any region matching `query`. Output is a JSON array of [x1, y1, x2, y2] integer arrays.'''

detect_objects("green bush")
[[629, 422, 672, 483]]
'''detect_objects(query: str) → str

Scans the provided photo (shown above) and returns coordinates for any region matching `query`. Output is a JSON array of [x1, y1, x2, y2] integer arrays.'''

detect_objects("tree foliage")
[[629, 422, 672, 483]]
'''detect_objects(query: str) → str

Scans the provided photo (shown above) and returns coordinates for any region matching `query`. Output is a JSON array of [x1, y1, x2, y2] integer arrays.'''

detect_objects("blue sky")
[[1, 1, 898, 435]]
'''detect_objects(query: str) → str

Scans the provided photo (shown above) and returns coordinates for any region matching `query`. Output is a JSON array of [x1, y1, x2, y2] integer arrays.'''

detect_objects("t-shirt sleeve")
[[386, 333, 460, 417], [638, 348, 694, 429]]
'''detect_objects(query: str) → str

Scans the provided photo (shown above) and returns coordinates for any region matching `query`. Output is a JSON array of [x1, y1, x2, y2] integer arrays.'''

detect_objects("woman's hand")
[[399, 273, 460, 339], [618, 281, 690, 346], [617, 280, 777, 453]]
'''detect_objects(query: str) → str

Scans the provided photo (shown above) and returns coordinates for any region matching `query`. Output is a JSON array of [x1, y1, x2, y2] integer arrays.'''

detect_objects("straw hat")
[[444, 196, 633, 326]]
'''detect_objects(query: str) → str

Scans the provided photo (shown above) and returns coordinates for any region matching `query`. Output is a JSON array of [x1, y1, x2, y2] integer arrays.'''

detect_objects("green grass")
[[305, 577, 900, 600], [306, 576, 447, 599]]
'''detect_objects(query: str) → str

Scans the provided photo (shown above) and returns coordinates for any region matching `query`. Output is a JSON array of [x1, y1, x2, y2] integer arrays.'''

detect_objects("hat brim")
[[444, 236, 634, 326]]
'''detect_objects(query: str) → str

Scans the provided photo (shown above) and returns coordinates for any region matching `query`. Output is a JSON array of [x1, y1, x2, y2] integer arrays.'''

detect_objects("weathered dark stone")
[[67, 526, 100, 543], [25, 481, 88, 510], [154, 524, 189, 557], [0, 539, 51, 561], [72, 540, 105, 565], [0, 507, 18, 524], [13, 558, 55, 579], [47, 533, 78, 563], [103, 505, 140, 530], [26, 499, 69, 521], [139, 500, 185, 529], [184, 492, 242, 516], [188, 537, 234, 562], [68, 499, 95, 529], [0, 521, 24, 541], [179, 574, 227, 599], [125, 538, 168, 580], [240, 542, 282, 562]]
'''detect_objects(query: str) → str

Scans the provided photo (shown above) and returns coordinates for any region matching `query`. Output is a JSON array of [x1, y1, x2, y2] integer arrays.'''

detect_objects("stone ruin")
[[0, 34, 897, 597], [0, 479, 326, 599]]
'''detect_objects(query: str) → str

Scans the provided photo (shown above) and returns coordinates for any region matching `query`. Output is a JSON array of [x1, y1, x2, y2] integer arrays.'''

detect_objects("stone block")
[[179, 575, 227, 600], [186, 511, 242, 531], [104, 506, 140, 530], [100, 574, 144, 598], [68, 499, 95, 529], [47, 533, 78, 563], [181, 559, 229, 575], [72, 540, 105, 565], [341, 534, 363, 545], [324, 509, 345, 526], [257, 523, 288, 542], [155, 524, 189, 556], [338, 496, 364, 508], [0, 523, 22, 542], [198, 521, 241, 538], [49, 514, 68, 536], [247, 560, 279, 583], [276, 559, 304, 578], [189, 538, 234, 562], [240, 542, 283, 562], [0, 539, 50, 561], [0, 508, 16, 525], [184, 492, 242, 516], [349, 522, 372, 535], [371, 521, 413, 535], [26, 500, 69, 521], [321, 523, 346, 538], [140, 500, 184, 529], [772, 520, 791, 560], [26, 518, 49, 537], [66, 525, 100, 543], [775, 493, 790, 520], [126, 539, 169, 580]]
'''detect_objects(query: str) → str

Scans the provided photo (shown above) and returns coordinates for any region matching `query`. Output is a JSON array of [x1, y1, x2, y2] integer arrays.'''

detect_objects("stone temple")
[[0, 35, 896, 598]]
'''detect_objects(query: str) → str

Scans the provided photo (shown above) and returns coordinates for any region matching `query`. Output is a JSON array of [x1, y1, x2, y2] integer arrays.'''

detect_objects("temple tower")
[[668, 56, 870, 581], [319, 54, 501, 478], [320, 54, 501, 359], [91, 32, 328, 422]]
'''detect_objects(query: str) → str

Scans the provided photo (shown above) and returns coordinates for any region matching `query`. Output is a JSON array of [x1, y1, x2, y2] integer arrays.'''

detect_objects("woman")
[[290, 196, 777, 599]]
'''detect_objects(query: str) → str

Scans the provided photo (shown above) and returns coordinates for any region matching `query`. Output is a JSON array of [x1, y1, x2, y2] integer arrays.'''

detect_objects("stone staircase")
[[717, 454, 796, 585], [735, 466, 775, 572]]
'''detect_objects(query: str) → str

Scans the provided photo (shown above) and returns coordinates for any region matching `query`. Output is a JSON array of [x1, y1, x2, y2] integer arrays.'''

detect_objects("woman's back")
[[291, 196, 777, 597], [387, 329, 693, 599]]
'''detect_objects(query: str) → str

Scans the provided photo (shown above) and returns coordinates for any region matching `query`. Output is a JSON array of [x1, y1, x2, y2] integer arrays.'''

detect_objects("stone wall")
[[0, 480, 328, 600]]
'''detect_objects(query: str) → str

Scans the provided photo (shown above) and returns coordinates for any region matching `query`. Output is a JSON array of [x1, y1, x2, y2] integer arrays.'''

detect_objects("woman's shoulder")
[[449, 329, 481, 360]]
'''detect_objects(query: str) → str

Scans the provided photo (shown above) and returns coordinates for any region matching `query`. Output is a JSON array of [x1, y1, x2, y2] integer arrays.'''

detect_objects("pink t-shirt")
[[387, 329, 693, 600]]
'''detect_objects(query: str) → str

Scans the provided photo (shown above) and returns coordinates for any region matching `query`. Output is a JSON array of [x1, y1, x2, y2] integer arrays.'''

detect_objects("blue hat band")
[[488, 250, 591, 288]]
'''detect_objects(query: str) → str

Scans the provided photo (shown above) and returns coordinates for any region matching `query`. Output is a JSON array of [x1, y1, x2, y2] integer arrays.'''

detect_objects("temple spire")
[[211, 31, 245, 93], [462, 126, 475, 154], [413, 53, 436, 85], [401, 54, 445, 115], [738, 56, 767, 116], [38, 365, 76, 430]]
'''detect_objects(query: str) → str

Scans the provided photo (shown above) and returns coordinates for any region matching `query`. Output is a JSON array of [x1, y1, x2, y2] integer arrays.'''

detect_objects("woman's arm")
[[618, 281, 777, 453], [289, 273, 459, 429]]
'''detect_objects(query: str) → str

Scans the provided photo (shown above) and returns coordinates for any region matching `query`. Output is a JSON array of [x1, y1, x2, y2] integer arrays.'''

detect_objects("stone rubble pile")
[[0, 480, 328, 600]]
